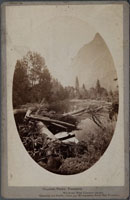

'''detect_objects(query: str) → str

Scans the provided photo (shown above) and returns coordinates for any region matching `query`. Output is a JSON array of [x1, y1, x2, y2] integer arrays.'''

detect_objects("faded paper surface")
[[6, 3, 124, 187], [2, 1, 129, 198]]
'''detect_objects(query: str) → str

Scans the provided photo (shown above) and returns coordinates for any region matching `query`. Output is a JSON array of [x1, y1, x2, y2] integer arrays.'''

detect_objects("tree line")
[[13, 51, 118, 108], [13, 51, 69, 108]]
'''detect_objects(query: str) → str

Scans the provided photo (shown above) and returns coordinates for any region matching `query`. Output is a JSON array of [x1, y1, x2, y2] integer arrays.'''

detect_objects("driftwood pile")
[[14, 103, 117, 174], [14, 105, 105, 136]]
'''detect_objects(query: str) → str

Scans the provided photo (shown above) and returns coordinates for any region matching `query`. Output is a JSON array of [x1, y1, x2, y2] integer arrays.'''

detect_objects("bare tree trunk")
[[37, 121, 56, 140]]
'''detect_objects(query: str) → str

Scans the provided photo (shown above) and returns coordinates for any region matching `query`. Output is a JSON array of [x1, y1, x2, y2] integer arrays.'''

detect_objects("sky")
[[6, 4, 119, 90]]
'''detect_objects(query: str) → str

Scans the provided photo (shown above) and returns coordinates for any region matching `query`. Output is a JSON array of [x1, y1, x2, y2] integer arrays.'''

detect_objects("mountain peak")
[[94, 33, 102, 41], [70, 32, 117, 91]]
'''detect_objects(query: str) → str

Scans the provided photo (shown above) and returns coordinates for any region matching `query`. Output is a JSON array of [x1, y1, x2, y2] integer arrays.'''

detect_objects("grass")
[[57, 118, 116, 174]]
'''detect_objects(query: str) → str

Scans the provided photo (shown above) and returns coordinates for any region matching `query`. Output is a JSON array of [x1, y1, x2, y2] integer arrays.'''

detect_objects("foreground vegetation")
[[17, 100, 116, 175]]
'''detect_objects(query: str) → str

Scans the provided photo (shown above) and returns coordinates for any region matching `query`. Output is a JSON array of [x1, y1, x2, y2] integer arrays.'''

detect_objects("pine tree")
[[82, 83, 86, 90], [13, 60, 30, 107], [96, 79, 101, 94], [75, 76, 79, 90]]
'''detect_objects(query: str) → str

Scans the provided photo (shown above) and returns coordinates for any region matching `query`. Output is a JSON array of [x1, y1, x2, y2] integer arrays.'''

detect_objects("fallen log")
[[24, 109, 32, 119], [14, 107, 37, 115], [14, 105, 104, 132], [51, 122, 67, 130], [63, 108, 86, 117], [26, 113, 76, 129], [59, 134, 75, 141], [14, 108, 27, 115], [37, 122, 78, 143], [92, 115, 103, 129], [37, 121, 56, 140], [63, 106, 103, 117]]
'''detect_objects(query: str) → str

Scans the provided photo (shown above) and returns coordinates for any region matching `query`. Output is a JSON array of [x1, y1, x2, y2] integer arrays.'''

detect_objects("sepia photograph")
[[1, 1, 129, 199], [13, 33, 119, 175]]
